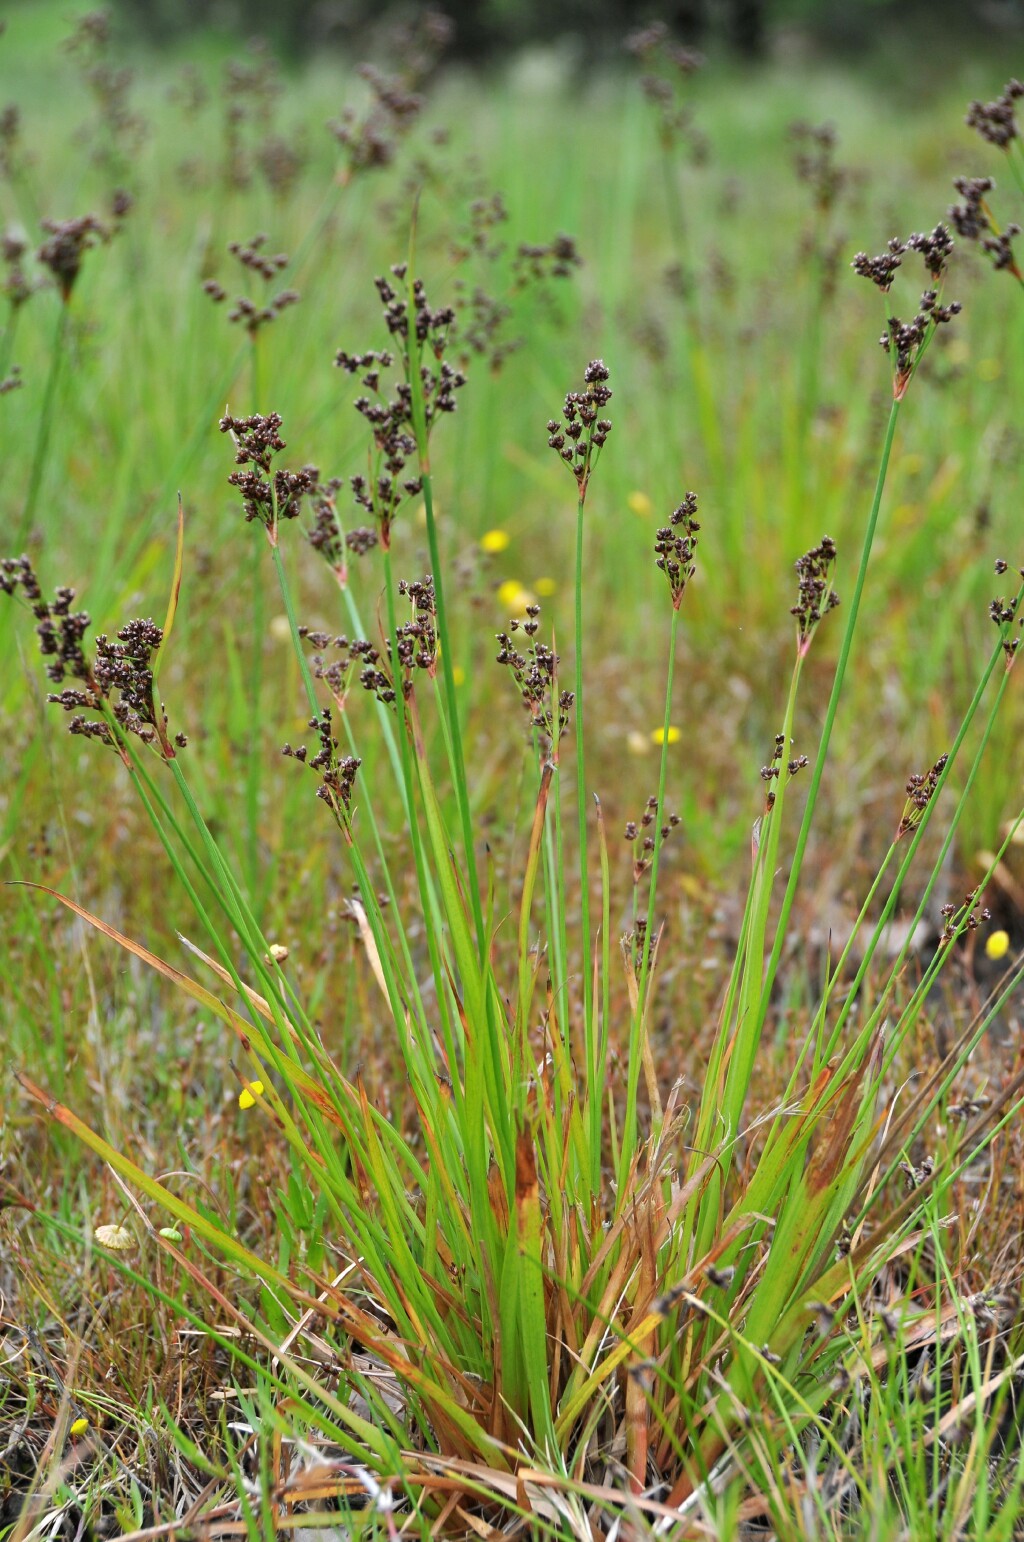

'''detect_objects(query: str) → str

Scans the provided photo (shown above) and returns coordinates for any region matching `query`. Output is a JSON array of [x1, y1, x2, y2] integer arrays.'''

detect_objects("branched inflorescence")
[[203, 233, 300, 335], [282, 709, 360, 834], [624, 796, 681, 885], [946, 79, 1024, 283], [394, 575, 439, 678], [950, 176, 1022, 280], [334, 266, 465, 548], [789, 121, 848, 217], [328, 10, 452, 181], [760, 733, 808, 813], [37, 214, 107, 302], [63, 8, 147, 167], [219, 38, 283, 191], [3, 231, 35, 312], [300, 575, 439, 709], [654, 492, 700, 609], [496, 605, 573, 761], [512, 233, 582, 287], [625, 22, 706, 161], [299, 629, 388, 707], [546, 359, 613, 504], [989, 558, 1024, 664], [306, 477, 362, 585], [897, 753, 948, 840], [0, 555, 184, 759], [852, 224, 961, 398], [939, 888, 991, 949], [0, 103, 22, 181], [965, 79, 1024, 149], [219, 412, 323, 541], [791, 535, 839, 653]]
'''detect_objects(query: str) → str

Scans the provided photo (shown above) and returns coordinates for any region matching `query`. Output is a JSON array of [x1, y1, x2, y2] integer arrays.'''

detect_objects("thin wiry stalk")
[[619, 601, 680, 1184], [757, 396, 902, 1031], [17, 303, 68, 547], [573, 490, 595, 1095]]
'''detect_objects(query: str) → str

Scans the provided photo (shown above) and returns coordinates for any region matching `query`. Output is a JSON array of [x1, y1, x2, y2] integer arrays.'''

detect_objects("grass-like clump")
[[3, 10, 1024, 1539]]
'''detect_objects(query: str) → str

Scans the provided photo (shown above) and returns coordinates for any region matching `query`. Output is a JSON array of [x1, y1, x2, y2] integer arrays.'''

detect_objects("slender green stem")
[[378, 547, 457, 1044], [0, 303, 19, 386], [418, 456, 485, 948], [269, 543, 317, 713], [573, 492, 595, 1077], [402, 249, 485, 952], [659, 146, 695, 314], [271, 537, 436, 1041], [17, 303, 68, 547], [659, 146, 725, 487], [619, 602, 680, 1184], [757, 396, 902, 1030], [594, 793, 612, 1197], [246, 536, 264, 895]]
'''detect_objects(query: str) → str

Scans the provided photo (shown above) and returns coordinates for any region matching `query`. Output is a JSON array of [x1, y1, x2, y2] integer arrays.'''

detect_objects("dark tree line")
[[114, 0, 1021, 58]]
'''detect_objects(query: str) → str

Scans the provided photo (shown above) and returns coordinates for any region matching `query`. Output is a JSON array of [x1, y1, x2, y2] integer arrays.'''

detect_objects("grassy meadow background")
[[3, 0, 1024, 1535]]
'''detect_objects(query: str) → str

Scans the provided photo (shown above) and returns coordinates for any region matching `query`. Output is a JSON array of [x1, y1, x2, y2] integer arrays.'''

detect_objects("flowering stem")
[[17, 303, 68, 547], [619, 602, 680, 1184], [573, 490, 595, 1075], [757, 395, 902, 1028], [402, 252, 485, 952], [0, 303, 19, 386], [246, 535, 265, 894], [269, 543, 318, 714], [270, 536, 437, 1034]]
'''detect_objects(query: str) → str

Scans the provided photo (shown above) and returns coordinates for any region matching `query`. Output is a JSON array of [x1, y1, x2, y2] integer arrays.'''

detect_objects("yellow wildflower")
[[628, 491, 653, 517], [496, 580, 535, 612], [480, 529, 510, 554], [651, 725, 682, 746], [535, 576, 557, 596], [986, 930, 1010, 961], [70, 1417, 90, 1437], [238, 1079, 265, 1109]]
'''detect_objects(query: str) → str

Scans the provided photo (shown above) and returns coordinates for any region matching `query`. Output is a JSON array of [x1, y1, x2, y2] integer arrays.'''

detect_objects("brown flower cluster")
[[546, 359, 613, 503], [0, 555, 185, 759]]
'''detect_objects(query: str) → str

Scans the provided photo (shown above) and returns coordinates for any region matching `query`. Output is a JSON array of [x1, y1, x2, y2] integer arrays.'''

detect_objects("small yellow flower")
[[70, 1417, 90, 1437], [986, 929, 1010, 961], [651, 725, 682, 746], [480, 528, 510, 554], [94, 1223, 134, 1251], [238, 1079, 265, 1109], [452, 665, 466, 686], [628, 490, 653, 517], [535, 576, 557, 597], [496, 580, 535, 612]]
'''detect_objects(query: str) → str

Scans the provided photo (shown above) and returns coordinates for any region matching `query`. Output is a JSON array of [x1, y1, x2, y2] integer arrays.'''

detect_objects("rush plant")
[[5, 178, 1024, 1536]]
